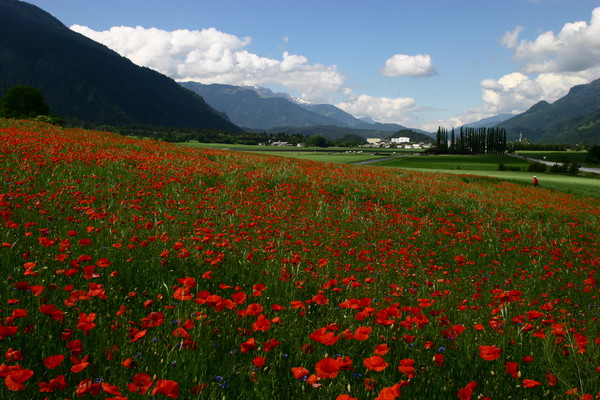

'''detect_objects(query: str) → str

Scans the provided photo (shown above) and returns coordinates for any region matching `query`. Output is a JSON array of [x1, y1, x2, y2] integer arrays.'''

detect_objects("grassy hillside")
[[1, 120, 599, 399]]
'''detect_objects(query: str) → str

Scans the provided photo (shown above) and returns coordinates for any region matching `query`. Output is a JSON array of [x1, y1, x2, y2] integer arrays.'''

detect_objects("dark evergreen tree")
[[0, 85, 50, 118]]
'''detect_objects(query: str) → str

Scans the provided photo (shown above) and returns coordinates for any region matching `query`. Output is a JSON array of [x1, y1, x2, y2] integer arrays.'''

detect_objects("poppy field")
[[1, 119, 599, 399]]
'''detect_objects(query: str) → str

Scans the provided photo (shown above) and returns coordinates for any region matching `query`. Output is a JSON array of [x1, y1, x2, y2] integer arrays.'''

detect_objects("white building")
[[391, 137, 410, 144]]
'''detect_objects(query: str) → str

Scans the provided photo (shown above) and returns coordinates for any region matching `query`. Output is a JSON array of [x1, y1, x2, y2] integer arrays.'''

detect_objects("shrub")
[[527, 162, 547, 172]]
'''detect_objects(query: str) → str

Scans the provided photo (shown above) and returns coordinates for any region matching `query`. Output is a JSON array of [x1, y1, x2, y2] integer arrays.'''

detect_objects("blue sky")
[[24, 0, 600, 131]]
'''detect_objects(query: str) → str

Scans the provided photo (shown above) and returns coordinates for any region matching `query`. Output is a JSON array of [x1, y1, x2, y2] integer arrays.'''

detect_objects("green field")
[[2, 120, 600, 399], [182, 142, 421, 164], [186, 144, 600, 200], [368, 154, 600, 200]]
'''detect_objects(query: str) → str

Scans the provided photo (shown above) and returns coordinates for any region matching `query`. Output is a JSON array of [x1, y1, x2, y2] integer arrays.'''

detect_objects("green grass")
[[370, 154, 528, 171], [366, 154, 600, 200], [181, 141, 422, 164]]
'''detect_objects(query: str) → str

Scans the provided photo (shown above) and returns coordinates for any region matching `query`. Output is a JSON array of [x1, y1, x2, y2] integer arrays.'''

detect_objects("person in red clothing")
[[533, 176, 538, 187]]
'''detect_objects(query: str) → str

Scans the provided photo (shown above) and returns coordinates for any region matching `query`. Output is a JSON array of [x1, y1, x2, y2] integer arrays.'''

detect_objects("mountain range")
[[0, 0, 240, 132], [179, 82, 433, 141], [1, 0, 598, 144], [495, 78, 600, 144]]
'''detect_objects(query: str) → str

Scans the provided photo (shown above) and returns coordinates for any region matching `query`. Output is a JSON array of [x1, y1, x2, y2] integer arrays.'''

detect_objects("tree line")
[[436, 126, 507, 154]]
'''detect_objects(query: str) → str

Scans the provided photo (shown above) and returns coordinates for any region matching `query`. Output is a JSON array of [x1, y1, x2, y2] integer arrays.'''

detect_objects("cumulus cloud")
[[381, 54, 437, 77], [336, 91, 418, 125], [480, 72, 591, 115], [470, 7, 600, 121], [506, 7, 600, 74], [500, 25, 524, 49], [70, 24, 345, 103]]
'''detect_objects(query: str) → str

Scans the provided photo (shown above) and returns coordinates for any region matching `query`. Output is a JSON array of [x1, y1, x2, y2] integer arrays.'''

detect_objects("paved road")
[[509, 154, 600, 175], [353, 153, 600, 175]]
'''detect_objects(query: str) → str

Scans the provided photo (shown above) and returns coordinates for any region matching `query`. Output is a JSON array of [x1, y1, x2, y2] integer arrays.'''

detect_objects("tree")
[[0, 86, 50, 118], [306, 135, 333, 148], [586, 144, 600, 163]]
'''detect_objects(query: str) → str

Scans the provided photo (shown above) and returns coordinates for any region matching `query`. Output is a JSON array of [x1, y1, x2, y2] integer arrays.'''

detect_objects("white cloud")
[[381, 54, 438, 77], [508, 7, 600, 74], [336, 92, 417, 125], [499, 25, 524, 49], [70, 24, 345, 103], [466, 7, 600, 124]]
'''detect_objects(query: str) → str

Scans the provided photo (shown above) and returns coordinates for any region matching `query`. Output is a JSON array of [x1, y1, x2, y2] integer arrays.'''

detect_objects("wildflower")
[[458, 381, 477, 400], [315, 357, 340, 379], [522, 379, 541, 388], [151, 379, 179, 398], [291, 367, 309, 380], [479, 345, 502, 361], [43, 354, 65, 369], [505, 361, 519, 378]]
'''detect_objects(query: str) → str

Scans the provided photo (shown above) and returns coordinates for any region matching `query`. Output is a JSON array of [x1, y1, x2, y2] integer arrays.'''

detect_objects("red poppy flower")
[[43, 354, 65, 369], [5, 348, 22, 362], [291, 367, 309, 379], [76, 312, 96, 335], [479, 345, 502, 361], [39, 374, 68, 392], [458, 381, 477, 400], [151, 379, 179, 399], [263, 338, 281, 353], [128, 373, 153, 394], [101, 381, 122, 395], [129, 328, 147, 343], [75, 379, 100, 396], [505, 361, 519, 378], [0, 325, 18, 338], [70, 355, 90, 373], [522, 379, 541, 388], [252, 314, 271, 332], [39, 304, 64, 322], [315, 357, 340, 379], [253, 356, 266, 368], [545, 372, 557, 386], [190, 383, 208, 394], [4, 367, 34, 391], [374, 343, 390, 355], [375, 382, 403, 400], [364, 355, 388, 372], [354, 326, 372, 341], [240, 337, 256, 353]]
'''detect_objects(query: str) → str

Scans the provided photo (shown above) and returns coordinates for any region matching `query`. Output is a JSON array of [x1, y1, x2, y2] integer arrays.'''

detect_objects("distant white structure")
[[366, 138, 381, 144], [391, 137, 410, 144]]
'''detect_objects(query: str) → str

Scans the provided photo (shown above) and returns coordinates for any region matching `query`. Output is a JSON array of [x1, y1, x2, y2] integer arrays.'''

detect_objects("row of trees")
[[436, 126, 507, 154]]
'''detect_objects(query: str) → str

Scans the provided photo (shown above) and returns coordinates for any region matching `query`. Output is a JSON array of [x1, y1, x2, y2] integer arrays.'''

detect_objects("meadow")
[[1, 120, 600, 399]]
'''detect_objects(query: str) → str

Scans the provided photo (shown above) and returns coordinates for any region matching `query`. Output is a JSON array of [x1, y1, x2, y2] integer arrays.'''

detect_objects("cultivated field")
[[1, 120, 599, 399]]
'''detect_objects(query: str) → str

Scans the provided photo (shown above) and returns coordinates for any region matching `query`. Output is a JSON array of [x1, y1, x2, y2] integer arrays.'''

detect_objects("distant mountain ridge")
[[463, 114, 513, 128], [180, 82, 432, 139], [0, 0, 240, 131], [496, 77, 600, 143]]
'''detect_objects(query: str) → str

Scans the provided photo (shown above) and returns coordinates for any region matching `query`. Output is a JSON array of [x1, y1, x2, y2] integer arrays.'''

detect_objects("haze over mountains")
[[0, 0, 599, 144], [179, 82, 433, 141]]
